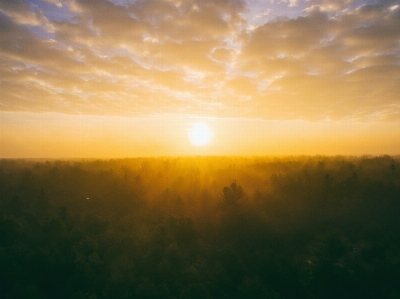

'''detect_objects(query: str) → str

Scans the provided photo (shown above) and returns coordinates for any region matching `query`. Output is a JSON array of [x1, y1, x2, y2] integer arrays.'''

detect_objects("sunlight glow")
[[188, 121, 213, 146]]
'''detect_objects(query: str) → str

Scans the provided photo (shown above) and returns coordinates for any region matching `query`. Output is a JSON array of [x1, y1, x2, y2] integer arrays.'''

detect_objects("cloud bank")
[[0, 0, 399, 121]]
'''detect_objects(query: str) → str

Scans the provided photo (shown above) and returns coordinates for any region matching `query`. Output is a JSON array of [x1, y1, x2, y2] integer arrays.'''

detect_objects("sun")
[[188, 121, 213, 146]]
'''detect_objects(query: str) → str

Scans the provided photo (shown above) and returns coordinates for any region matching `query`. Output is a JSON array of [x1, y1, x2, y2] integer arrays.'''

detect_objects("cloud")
[[0, 0, 399, 121], [305, 0, 356, 11], [0, 0, 54, 31], [237, 1, 400, 120]]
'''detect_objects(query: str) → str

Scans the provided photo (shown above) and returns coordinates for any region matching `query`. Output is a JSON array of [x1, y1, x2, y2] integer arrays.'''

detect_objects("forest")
[[1, 155, 400, 299]]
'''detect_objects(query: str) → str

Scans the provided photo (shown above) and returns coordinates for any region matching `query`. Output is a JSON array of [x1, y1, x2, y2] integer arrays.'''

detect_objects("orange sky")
[[1, 0, 400, 157]]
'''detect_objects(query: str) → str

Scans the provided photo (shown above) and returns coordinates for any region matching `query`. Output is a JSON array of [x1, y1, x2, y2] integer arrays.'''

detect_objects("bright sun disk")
[[188, 122, 213, 146]]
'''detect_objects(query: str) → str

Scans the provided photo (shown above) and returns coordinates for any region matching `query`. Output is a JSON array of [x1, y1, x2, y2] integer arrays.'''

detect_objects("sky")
[[1, 0, 400, 158]]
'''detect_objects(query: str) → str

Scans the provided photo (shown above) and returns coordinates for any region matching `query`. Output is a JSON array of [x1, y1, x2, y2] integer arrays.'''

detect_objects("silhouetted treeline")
[[1, 156, 400, 299]]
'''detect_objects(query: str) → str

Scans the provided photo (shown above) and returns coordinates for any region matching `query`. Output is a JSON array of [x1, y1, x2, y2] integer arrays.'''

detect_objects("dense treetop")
[[1, 156, 400, 299]]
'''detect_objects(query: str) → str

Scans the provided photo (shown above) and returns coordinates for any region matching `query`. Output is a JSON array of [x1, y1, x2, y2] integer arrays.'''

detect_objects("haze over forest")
[[1, 156, 400, 298], [2, 2, 400, 298], [1, 0, 400, 157]]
